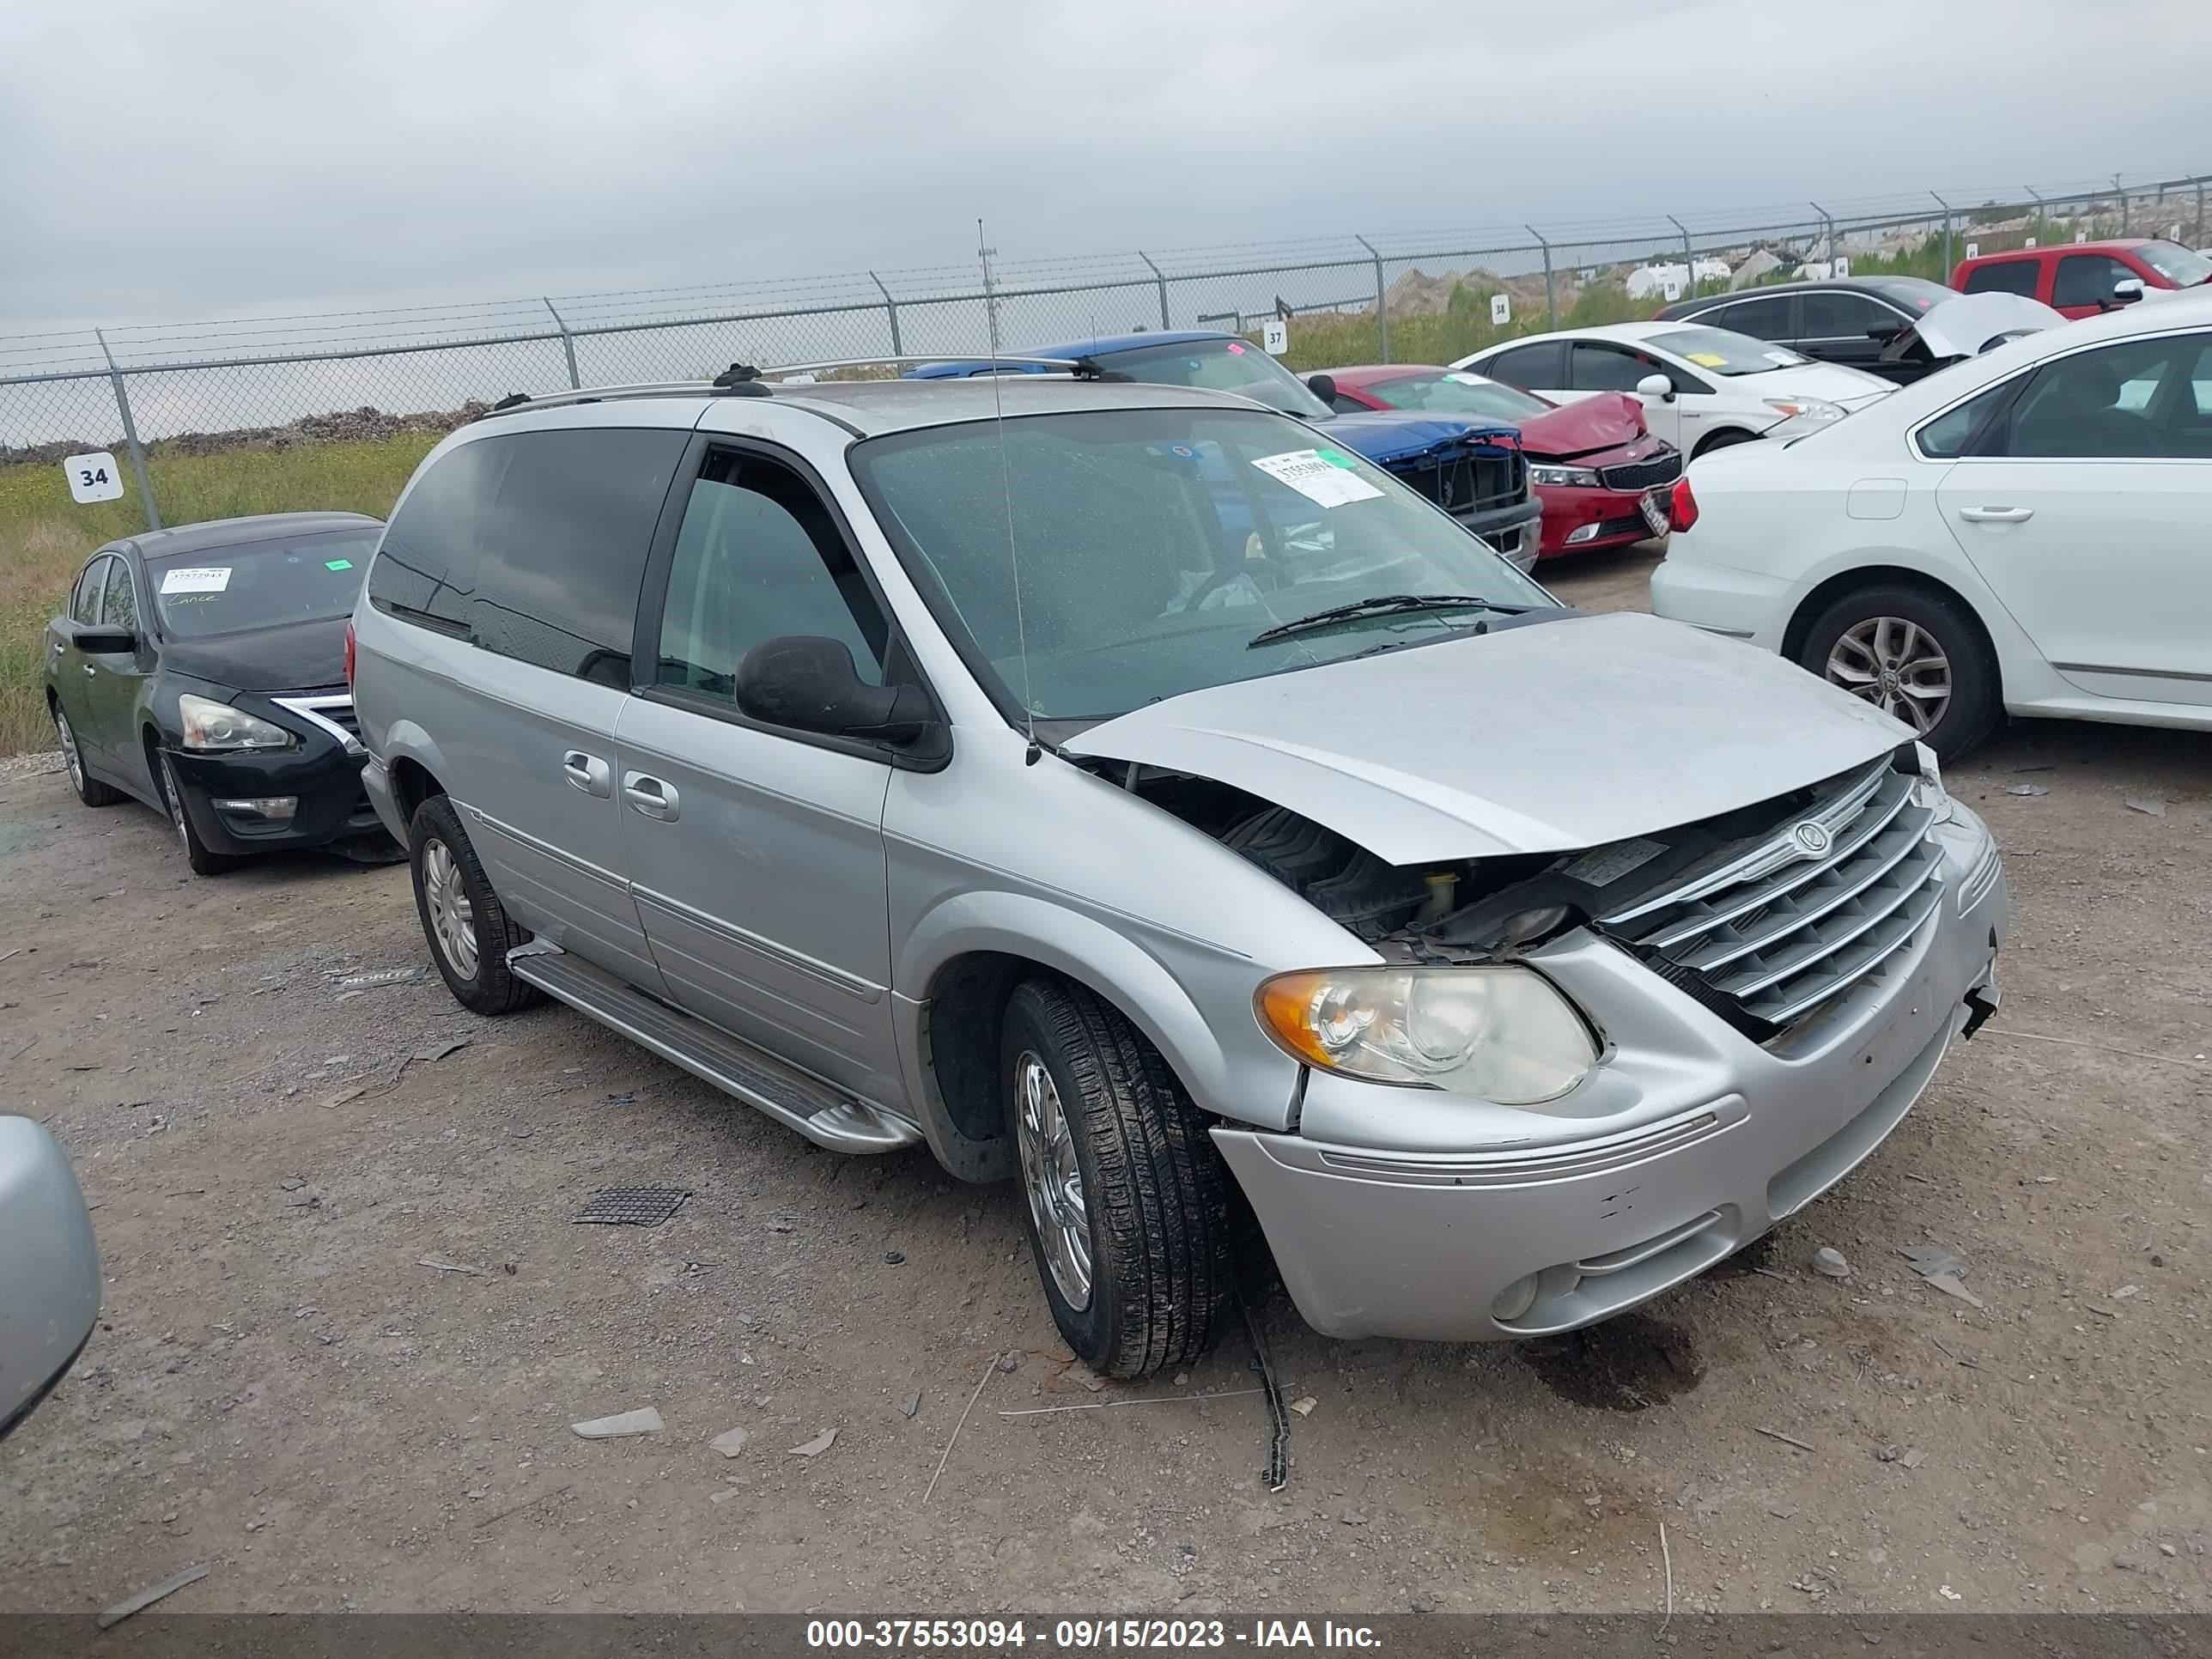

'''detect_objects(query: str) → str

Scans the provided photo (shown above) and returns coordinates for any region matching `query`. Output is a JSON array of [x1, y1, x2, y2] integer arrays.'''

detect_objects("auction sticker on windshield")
[[161, 566, 232, 594], [1252, 448, 1385, 507]]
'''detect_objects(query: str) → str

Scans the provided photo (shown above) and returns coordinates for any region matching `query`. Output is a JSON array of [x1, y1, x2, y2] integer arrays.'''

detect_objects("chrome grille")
[[272, 694, 362, 752], [1601, 759, 1944, 1031], [1596, 448, 1683, 492]]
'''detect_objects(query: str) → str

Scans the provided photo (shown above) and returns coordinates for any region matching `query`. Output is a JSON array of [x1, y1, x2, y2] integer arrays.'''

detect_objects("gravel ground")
[[3, 548, 2209, 1616]]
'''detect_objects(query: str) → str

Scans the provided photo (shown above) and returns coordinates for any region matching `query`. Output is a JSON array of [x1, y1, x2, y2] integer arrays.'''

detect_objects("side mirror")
[[1635, 373, 1676, 404], [1305, 373, 1338, 404], [2110, 277, 2145, 307], [734, 636, 934, 746], [0, 1116, 101, 1443], [73, 624, 136, 654], [1866, 322, 1905, 343]]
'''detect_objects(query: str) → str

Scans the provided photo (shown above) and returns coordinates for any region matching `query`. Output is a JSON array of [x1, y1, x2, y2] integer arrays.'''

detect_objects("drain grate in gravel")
[[572, 1187, 691, 1226]]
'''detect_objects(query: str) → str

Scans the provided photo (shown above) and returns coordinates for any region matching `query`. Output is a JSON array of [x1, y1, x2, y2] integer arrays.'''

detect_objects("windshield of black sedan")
[[851, 407, 1555, 721], [1094, 338, 1334, 418], [147, 532, 377, 639]]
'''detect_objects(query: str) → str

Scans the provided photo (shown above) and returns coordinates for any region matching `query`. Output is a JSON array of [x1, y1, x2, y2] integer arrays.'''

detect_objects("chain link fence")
[[3, 166, 2209, 535]]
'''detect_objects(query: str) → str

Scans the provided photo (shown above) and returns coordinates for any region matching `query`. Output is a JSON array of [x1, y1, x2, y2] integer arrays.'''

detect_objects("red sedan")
[[1316, 365, 1681, 559]]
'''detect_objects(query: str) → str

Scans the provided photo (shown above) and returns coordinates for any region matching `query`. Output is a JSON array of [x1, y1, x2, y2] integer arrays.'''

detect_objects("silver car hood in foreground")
[[1066, 611, 1906, 864]]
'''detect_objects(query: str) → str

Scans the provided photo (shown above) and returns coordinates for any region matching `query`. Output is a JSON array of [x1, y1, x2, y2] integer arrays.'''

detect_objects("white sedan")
[[1652, 290, 2212, 757], [1454, 322, 1894, 460]]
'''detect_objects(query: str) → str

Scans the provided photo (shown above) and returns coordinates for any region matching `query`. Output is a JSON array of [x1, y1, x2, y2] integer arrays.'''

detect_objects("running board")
[[507, 946, 923, 1154]]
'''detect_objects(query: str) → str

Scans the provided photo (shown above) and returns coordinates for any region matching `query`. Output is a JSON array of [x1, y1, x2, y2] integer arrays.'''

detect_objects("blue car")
[[908, 331, 1543, 570]]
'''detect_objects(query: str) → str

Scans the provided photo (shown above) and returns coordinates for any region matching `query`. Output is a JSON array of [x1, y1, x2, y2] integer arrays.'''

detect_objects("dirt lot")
[[3, 546, 2209, 1617]]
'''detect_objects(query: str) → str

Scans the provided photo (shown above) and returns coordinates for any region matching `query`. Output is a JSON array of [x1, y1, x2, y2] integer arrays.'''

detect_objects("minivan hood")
[[1065, 611, 1906, 864]]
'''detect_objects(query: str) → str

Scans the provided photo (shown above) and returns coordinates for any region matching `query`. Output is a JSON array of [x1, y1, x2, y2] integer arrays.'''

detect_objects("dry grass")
[[0, 434, 436, 753]]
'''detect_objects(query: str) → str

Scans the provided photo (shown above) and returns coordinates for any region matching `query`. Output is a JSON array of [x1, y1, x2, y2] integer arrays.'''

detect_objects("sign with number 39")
[[64, 452, 125, 504]]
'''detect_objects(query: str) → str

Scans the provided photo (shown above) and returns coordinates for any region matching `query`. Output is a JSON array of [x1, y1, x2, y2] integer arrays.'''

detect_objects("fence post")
[[2113, 174, 2127, 236], [1930, 191, 1953, 278], [1137, 252, 1171, 331], [542, 299, 581, 389], [1356, 236, 1389, 362], [867, 271, 903, 356], [94, 329, 159, 532], [2024, 185, 2044, 240], [1527, 228, 1555, 327], [2198, 176, 2206, 247]]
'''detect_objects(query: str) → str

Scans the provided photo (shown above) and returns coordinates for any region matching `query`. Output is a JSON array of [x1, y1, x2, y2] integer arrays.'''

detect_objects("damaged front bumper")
[[1215, 807, 2008, 1344]]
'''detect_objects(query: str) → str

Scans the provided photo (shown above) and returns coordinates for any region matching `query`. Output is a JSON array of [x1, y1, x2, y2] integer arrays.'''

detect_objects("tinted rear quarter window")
[[471, 428, 686, 685], [1962, 258, 2040, 298], [1716, 293, 1795, 339], [370, 427, 686, 685], [1482, 340, 1565, 388]]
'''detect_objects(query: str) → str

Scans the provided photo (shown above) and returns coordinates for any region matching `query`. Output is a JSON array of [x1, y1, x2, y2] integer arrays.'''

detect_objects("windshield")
[[850, 407, 1555, 723], [1352, 370, 1551, 422], [2135, 240, 2212, 288], [1094, 338, 1333, 418], [1646, 326, 1811, 375], [148, 531, 377, 639]]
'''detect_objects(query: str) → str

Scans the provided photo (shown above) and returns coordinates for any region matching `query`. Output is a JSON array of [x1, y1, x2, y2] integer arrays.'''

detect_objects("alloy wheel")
[[1014, 1051, 1092, 1309], [1826, 616, 1952, 735], [55, 710, 84, 793], [421, 836, 479, 980]]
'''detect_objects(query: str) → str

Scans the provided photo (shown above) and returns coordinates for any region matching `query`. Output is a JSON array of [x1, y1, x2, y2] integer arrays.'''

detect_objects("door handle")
[[82, 663, 97, 677], [622, 771, 679, 821], [562, 750, 612, 798], [1957, 506, 2034, 524]]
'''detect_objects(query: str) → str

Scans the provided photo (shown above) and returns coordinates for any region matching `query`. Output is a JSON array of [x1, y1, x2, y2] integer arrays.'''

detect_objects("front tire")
[[409, 795, 541, 1014], [1796, 582, 2000, 760], [52, 706, 123, 807], [159, 754, 240, 876], [1003, 977, 1231, 1379]]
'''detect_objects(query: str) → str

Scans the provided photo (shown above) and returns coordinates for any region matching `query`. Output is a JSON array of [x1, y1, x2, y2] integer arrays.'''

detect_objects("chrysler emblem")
[[1790, 821, 1833, 859]]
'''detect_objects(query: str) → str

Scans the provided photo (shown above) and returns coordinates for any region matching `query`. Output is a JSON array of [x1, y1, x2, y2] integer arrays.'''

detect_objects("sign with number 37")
[[64, 452, 125, 504]]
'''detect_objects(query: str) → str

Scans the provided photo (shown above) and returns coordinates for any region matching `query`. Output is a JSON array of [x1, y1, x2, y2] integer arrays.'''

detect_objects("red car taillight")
[[343, 619, 356, 689], [1668, 476, 1699, 534]]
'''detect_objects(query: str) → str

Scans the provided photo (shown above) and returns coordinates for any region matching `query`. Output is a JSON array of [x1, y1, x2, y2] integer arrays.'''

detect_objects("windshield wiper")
[[1247, 592, 1534, 648]]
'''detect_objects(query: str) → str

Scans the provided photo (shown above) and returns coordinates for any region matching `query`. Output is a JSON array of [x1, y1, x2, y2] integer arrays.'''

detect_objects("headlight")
[[1528, 463, 1602, 488], [178, 693, 294, 751], [1762, 396, 1844, 423], [1255, 965, 1597, 1104]]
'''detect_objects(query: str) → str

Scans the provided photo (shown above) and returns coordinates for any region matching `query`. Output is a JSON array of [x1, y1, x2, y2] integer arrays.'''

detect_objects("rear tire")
[[1003, 976, 1231, 1379], [1795, 582, 2001, 760], [52, 705, 123, 807], [159, 754, 241, 876], [409, 795, 542, 1014]]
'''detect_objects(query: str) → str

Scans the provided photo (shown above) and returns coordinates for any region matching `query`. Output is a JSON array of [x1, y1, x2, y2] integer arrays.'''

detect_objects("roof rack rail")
[[470, 355, 1101, 422]]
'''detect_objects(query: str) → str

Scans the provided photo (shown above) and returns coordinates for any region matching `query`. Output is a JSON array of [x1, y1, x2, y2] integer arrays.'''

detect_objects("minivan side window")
[[72, 556, 112, 623], [653, 453, 889, 707], [1961, 258, 2039, 298], [471, 428, 687, 686], [368, 437, 507, 634]]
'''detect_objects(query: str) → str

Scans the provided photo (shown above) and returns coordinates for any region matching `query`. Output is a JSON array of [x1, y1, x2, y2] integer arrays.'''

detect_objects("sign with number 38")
[[64, 452, 125, 504]]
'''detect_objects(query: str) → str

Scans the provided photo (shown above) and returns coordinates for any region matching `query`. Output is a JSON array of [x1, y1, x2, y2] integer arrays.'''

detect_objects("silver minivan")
[[352, 371, 2008, 1377]]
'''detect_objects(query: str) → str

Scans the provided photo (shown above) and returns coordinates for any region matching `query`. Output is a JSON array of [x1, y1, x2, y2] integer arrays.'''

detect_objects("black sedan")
[[44, 511, 398, 875], [1654, 276, 1960, 383]]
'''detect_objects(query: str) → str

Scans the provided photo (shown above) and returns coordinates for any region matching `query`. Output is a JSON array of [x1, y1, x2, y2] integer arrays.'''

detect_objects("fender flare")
[[896, 889, 1248, 1121]]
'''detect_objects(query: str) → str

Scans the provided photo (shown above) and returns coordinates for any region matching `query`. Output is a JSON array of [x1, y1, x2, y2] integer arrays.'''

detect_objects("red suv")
[[1951, 238, 2212, 319]]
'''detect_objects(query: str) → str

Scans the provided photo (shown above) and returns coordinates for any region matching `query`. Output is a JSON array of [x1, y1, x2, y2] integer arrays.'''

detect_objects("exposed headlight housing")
[[1762, 396, 1845, 423], [1528, 463, 1602, 488], [1908, 739, 1954, 817], [178, 693, 294, 752], [1255, 965, 1597, 1104]]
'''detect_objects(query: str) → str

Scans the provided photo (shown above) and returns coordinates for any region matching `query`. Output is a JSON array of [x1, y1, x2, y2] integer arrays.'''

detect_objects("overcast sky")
[[3, 0, 2207, 333]]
